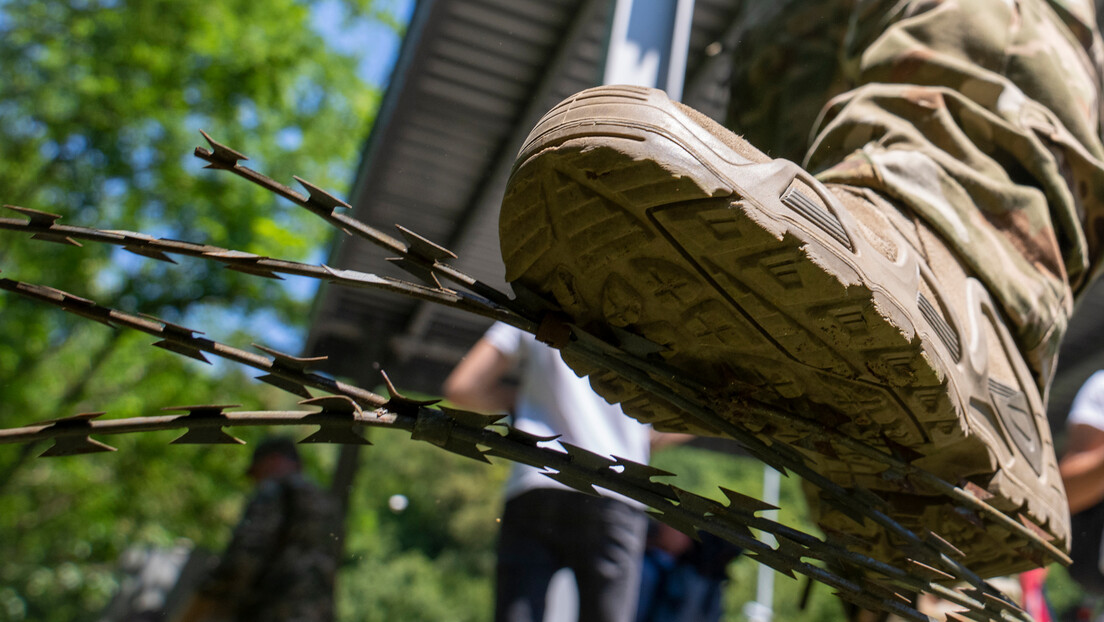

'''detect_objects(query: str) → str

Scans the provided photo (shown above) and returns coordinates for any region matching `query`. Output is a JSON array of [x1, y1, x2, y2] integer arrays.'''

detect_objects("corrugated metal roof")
[[305, 0, 747, 393], [305, 0, 1104, 432]]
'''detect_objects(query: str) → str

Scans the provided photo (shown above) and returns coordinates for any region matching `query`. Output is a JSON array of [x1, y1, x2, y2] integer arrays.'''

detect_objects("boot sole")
[[499, 85, 1068, 576]]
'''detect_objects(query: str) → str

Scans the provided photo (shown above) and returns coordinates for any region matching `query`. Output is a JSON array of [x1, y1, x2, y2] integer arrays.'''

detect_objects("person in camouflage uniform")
[[497, 0, 1104, 577], [731, 1, 1104, 584], [174, 438, 340, 622], [727, 0, 1104, 391]]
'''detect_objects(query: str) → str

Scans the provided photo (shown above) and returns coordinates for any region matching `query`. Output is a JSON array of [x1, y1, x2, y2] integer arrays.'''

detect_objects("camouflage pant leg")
[[725, 1, 858, 163], [735, 0, 1104, 389]]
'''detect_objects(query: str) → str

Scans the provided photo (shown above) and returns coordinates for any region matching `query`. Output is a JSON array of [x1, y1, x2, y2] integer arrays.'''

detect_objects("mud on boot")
[[498, 85, 1069, 578]]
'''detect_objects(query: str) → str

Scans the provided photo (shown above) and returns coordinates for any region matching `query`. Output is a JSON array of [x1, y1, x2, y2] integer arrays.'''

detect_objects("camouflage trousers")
[[725, 0, 1104, 392]]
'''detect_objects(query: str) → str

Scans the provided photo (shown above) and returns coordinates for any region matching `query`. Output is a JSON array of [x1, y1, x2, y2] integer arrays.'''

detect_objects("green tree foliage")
[[0, 0, 391, 619], [336, 428, 505, 621], [1, 0, 381, 317]]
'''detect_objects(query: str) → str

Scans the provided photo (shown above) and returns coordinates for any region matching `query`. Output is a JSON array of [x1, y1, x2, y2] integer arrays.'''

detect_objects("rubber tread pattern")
[[498, 87, 1068, 578]]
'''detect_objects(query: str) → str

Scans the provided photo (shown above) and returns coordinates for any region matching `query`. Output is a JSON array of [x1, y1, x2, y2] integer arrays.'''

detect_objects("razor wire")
[[0, 131, 1070, 621]]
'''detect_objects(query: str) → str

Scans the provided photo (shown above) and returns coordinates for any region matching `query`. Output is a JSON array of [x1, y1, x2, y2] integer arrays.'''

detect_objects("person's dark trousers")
[[495, 488, 647, 622]]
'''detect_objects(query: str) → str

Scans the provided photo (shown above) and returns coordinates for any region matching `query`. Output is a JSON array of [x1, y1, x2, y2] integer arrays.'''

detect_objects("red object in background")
[[1019, 567, 1052, 622]]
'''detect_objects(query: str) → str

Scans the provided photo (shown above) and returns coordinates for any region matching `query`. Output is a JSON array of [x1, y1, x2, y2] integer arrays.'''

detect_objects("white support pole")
[[664, 0, 696, 101], [602, 0, 697, 101], [745, 465, 780, 622]]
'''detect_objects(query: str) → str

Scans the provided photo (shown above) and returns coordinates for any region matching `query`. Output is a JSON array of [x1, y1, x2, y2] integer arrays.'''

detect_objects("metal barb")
[[165, 405, 246, 445], [395, 225, 457, 262], [196, 130, 249, 170], [298, 396, 371, 445], [718, 486, 779, 515], [38, 412, 117, 457], [4, 205, 82, 246], [6, 204, 63, 226], [295, 177, 351, 214]]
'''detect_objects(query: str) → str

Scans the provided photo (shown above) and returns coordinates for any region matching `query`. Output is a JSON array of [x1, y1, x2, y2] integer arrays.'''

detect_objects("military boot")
[[498, 85, 1069, 577]]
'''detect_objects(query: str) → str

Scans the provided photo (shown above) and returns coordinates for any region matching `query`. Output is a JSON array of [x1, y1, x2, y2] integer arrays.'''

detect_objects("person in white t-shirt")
[[444, 321, 651, 622], [1059, 371, 1104, 602], [1061, 371, 1104, 515]]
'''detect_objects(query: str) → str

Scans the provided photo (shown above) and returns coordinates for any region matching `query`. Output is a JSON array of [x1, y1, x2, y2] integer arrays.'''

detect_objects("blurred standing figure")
[[1059, 371, 1104, 515], [173, 437, 341, 622], [444, 321, 652, 622], [635, 521, 741, 622], [1060, 371, 1104, 607]]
